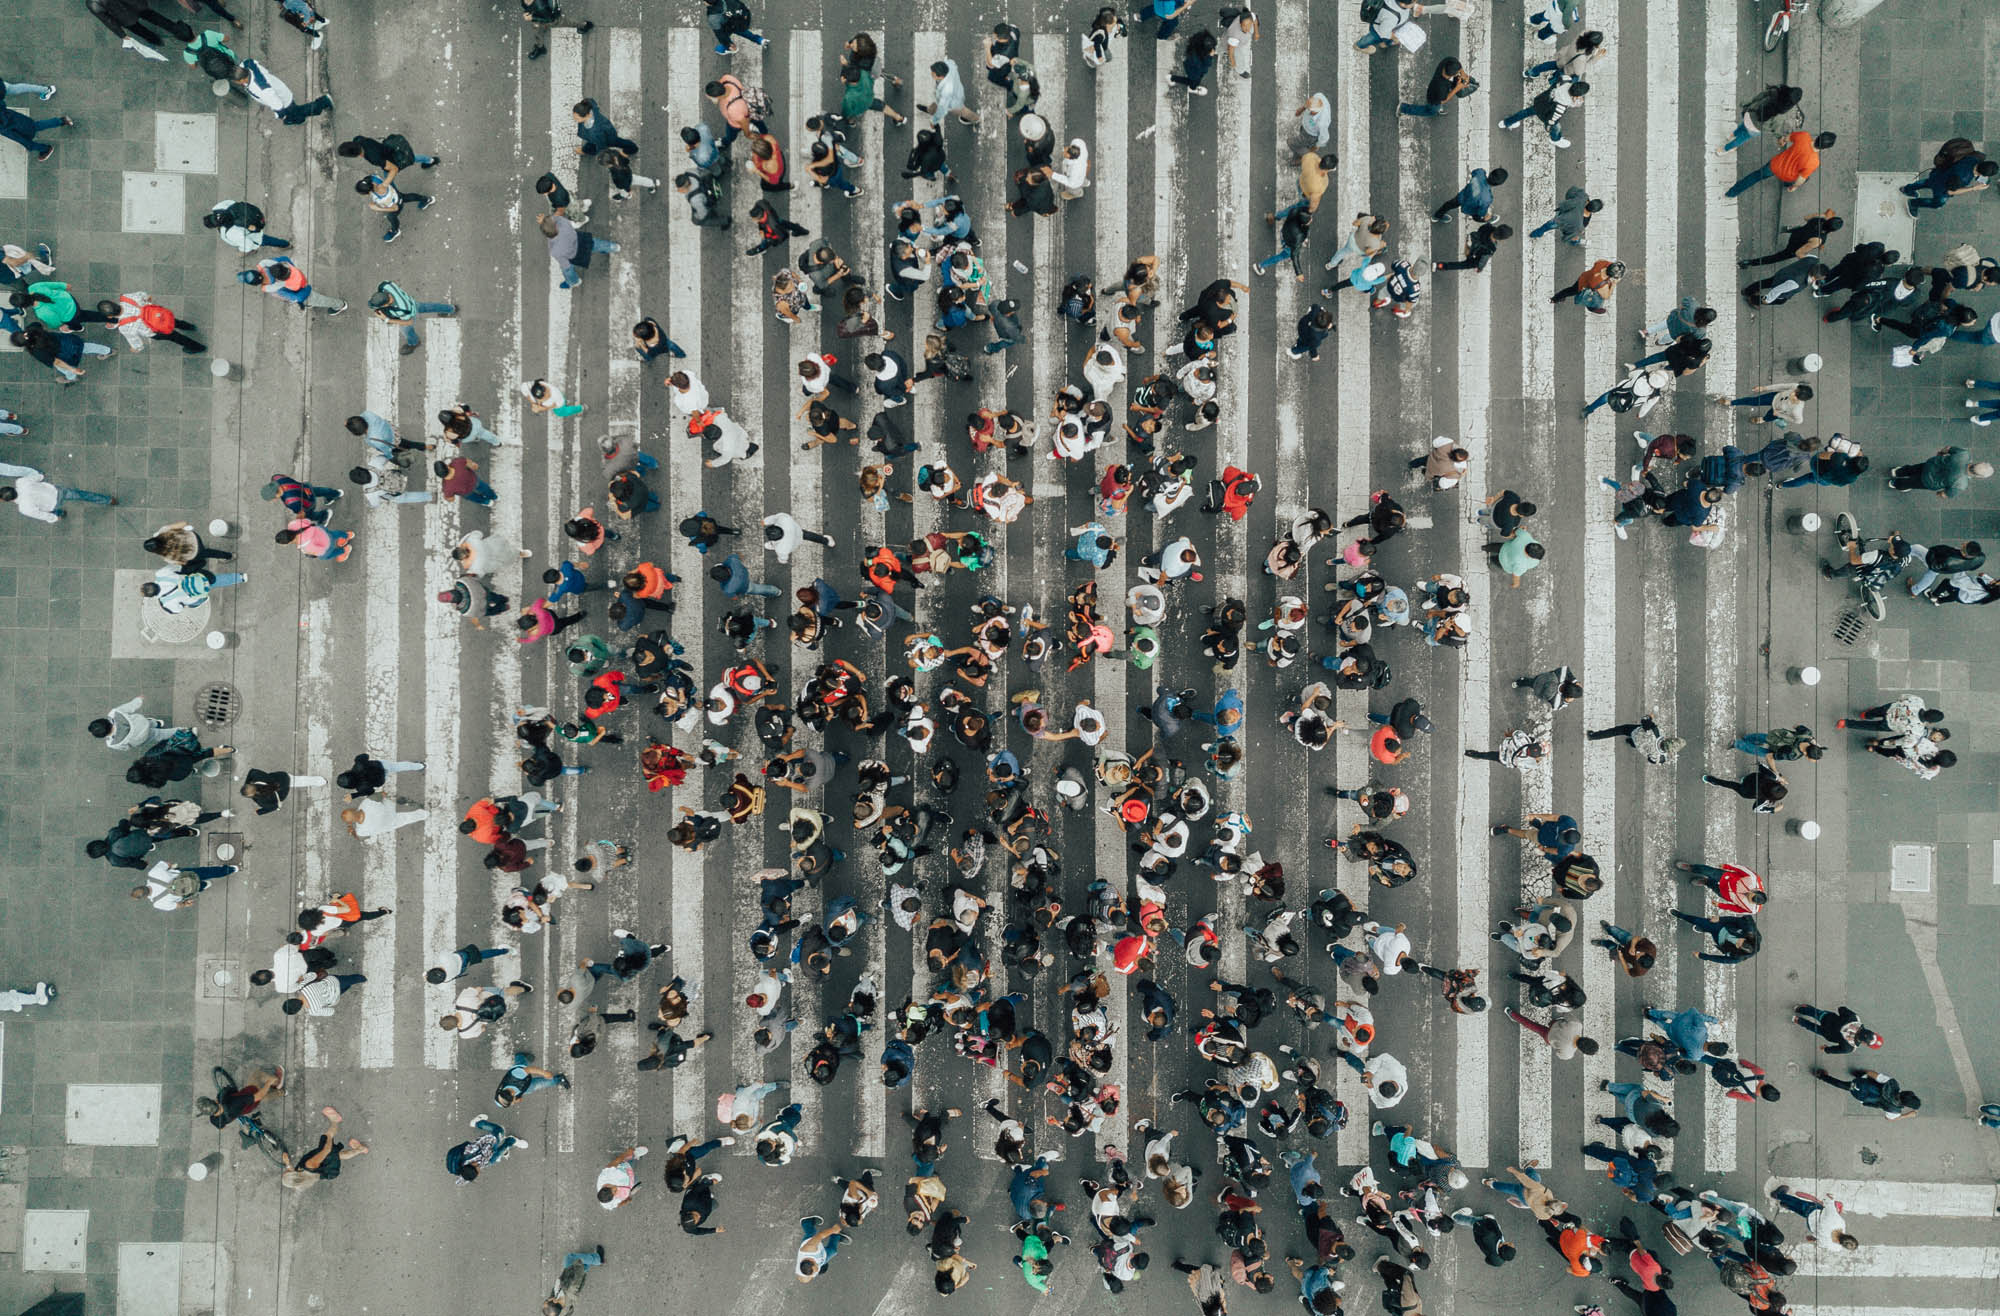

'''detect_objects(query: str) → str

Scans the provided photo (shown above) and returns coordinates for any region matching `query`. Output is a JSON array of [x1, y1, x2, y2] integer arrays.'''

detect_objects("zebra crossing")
[[233, 6, 1978, 1310]]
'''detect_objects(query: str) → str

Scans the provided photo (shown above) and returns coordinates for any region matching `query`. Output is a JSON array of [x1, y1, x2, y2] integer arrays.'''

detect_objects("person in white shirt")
[[1365, 921, 1414, 974], [663, 368, 709, 414], [441, 984, 509, 1039], [0, 462, 115, 521], [202, 200, 288, 253], [141, 565, 248, 613], [452, 529, 530, 579], [1363, 1051, 1409, 1108], [88, 695, 181, 752], [229, 59, 332, 124], [595, 1145, 647, 1209], [340, 796, 428, 839], [132, 859, 238, 911], [700, 409, 758, 467], [1051, 138, 1091, 200], [761, 512, 835, 564], [1770, 1187, 1857, 1250], [284, 971, 367, 1016]]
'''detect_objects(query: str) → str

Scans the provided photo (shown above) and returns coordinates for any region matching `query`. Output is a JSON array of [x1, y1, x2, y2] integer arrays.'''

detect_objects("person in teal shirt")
[[1489, 529, 1545, 586], [14, 280, 106, 331], [1013, 1232, 1052, 1292]]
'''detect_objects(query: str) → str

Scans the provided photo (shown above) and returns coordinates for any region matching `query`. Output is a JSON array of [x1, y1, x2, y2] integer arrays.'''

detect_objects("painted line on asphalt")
[[421, 318, 464, 1071], [357, 318, 403, 1070]]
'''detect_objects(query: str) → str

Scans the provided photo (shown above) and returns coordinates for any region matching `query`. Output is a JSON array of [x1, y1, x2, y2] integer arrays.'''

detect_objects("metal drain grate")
[[1830, 606, 1871, 648], [195, 682, 239, 728]]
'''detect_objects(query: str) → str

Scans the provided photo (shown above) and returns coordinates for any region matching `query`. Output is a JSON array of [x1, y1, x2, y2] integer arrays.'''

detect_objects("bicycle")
[[198, 1066, 290, 1168], [1763, 0, 1806, 52]]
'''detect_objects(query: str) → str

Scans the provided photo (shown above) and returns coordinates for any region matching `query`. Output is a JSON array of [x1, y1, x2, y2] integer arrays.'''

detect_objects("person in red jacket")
[[1201, 465, 1260, 521]]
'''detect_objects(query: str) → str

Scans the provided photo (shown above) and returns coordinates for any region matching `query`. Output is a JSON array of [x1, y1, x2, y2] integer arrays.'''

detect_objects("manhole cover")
[[1830, 605, 1872, 648], [196, 682, 239, 727], [139, 604, 209, 646]]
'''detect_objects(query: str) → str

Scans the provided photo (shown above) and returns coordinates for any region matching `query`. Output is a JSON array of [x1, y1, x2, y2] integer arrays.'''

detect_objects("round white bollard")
[[1786, 819, 1821, 840], [1790, 352, 1823, 375], [210, 79, 231, 98], [206, 630, 235, 650], [1787, 665, 1822, 687], [187, 1161, 208, 1181], [211, 967, 232, 988], [213, 841, 237, 862], [210, 358, 232, 380], [1786, 511, 1822, 535], [207, 518, 233, 538]]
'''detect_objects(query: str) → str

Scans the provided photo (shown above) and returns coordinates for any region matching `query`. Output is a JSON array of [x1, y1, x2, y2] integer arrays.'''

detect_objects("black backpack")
[[1359, 0, 1387, 20]]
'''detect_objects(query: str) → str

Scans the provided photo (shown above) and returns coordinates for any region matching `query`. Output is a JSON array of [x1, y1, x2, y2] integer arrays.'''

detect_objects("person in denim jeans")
[[494, 1050, 570, 1107], [367, 282, 455, 353], [446, 1118, 521, 1182], [709, 551, 781, 599], [542, 1246, 603, 1316]]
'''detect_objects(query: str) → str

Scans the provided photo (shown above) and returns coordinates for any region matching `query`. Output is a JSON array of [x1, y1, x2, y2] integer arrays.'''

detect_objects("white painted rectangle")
[[65, 1083, 161, 1146], [121, 172, 186, 234], [117, 1241, 182, 1316], [21, 1210, 87, 1272], [1851, 172, 1916, 259], [154, 113, 218, 173], [0, 143, 23, 200], [1889, 843, 1933, 893]]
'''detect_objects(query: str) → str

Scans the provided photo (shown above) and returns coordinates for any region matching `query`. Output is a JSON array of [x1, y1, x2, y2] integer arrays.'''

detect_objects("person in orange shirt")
[[1728, 130, 1835, 198], [460, 797, 506, 844], [1553, 1221, 1605, 1276]]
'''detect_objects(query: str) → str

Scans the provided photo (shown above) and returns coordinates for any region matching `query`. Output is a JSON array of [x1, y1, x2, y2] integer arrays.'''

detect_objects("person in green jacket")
[[839, 64, 906, 126], [1888, 445, 1991, 499], [1014, 1232, 1053, 1292]]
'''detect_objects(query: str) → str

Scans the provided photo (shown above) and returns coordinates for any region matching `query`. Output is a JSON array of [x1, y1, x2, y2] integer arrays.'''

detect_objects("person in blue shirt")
[[1644, 1005, 1719, 1059], [1902, 149, 1997, 212], [1432, 166, 1507, 223], [1494, 811, 1580, 860]]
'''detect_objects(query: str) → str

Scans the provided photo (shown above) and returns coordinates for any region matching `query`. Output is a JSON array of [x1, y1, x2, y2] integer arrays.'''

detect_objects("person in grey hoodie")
[[1527, 186, 1601, 244]]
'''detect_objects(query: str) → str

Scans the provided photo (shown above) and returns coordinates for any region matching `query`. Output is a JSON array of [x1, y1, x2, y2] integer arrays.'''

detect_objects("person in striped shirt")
[[140, 565, 247, 613]]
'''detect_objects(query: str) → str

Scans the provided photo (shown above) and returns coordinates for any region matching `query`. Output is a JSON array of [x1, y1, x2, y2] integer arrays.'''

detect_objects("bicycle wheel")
[[244, 1119, 289, 1168], [1764, 10, 1786, 52], [211, 1065, 236, 1095]]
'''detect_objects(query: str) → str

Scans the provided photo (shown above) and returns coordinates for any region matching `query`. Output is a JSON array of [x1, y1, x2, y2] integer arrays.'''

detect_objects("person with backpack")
[[239, 254, 345, 314], [1902, 137, 1997, 213], [674, 171, 730, 229], [1498, 77, 1587, 147], [108, 291, 206, 354], [203, 198, 288, 252], [1355, 0, 1424, 54], [705, 0, 767, 56], [521, 0, 593, 62]]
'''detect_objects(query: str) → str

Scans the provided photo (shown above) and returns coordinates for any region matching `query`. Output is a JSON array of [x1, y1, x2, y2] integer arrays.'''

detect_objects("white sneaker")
[[612, 928, 632, 939], [633, 1145, 650, 1157], [1613, 523, 1628, 540], [1553, 137, 1574, 149]]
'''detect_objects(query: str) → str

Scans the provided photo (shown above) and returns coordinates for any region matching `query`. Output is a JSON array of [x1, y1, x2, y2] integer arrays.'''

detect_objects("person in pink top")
[[563, 506, 615, 557], [276, 516, 355, 562], [517, 597, 584, 645]]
